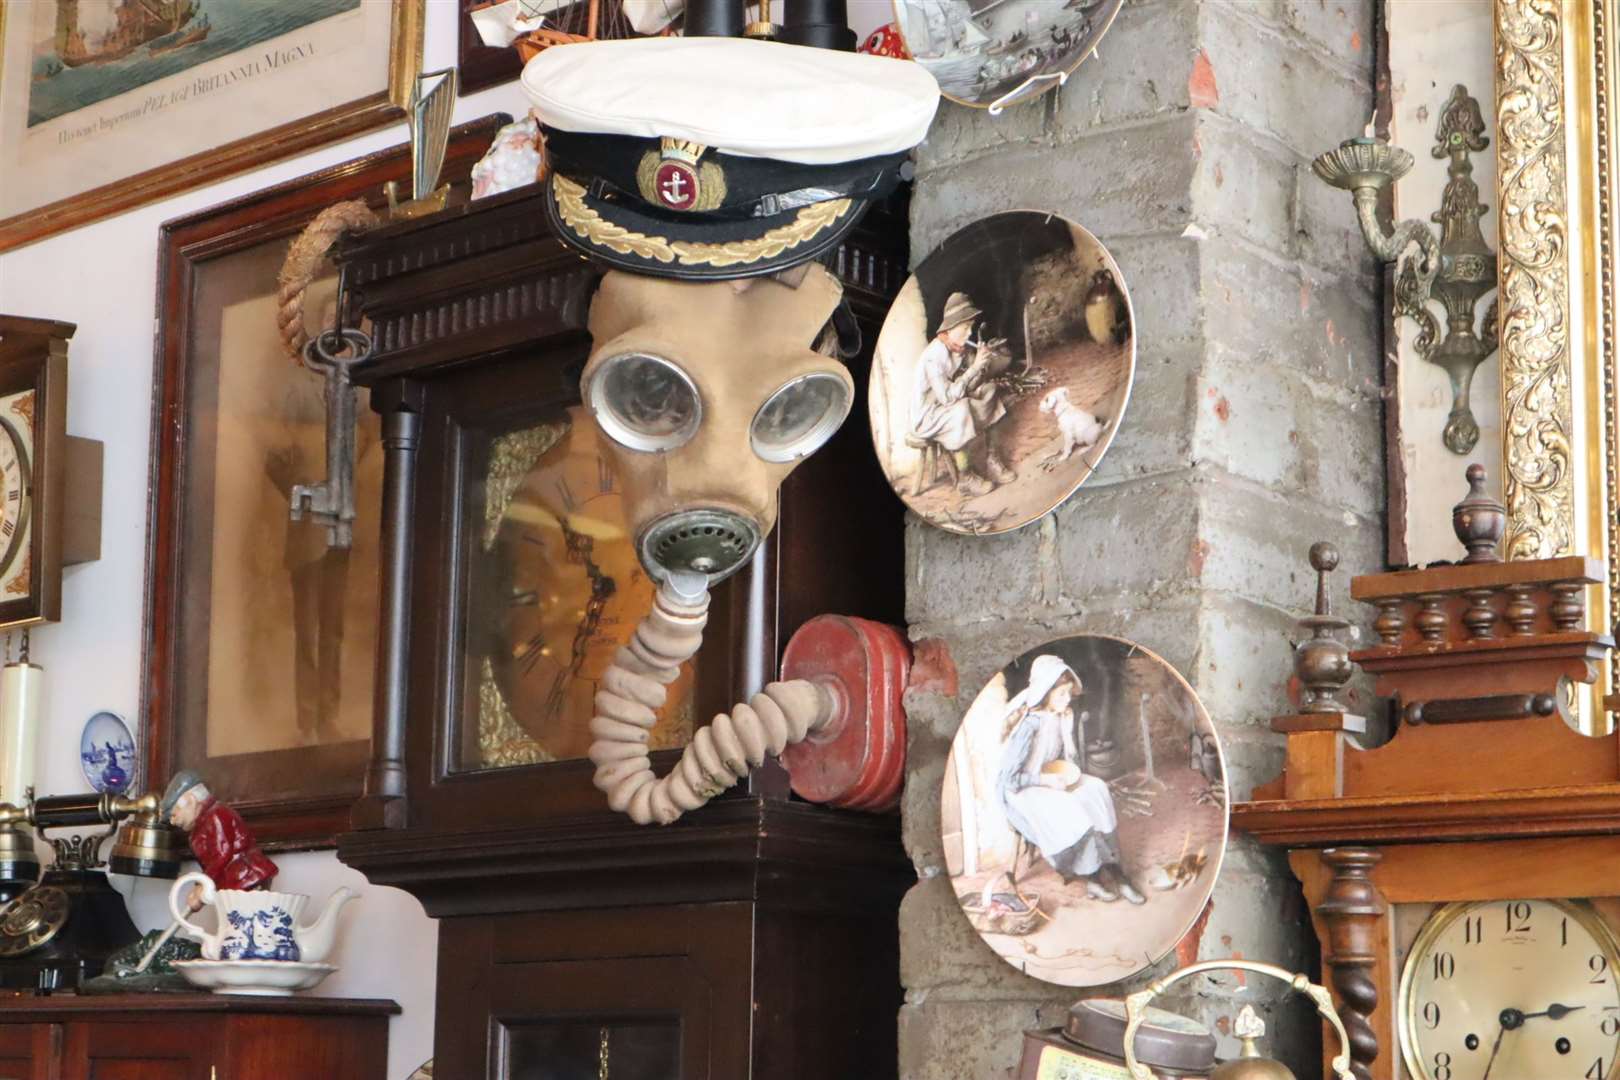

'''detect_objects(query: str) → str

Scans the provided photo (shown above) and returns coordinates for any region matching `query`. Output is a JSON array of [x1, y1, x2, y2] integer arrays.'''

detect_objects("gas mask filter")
[[582, 265, 853, 584]]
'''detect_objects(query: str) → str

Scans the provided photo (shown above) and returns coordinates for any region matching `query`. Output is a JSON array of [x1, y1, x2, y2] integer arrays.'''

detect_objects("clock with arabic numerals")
[[1400, 900, 1620, 1080]]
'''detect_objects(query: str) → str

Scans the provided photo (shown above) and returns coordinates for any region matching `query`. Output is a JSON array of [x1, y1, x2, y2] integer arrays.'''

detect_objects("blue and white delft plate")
[[80, 711, 136, 794]]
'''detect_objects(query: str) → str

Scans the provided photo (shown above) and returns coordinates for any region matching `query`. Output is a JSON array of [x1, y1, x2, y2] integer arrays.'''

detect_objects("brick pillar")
[[898, 2, 1381, 1076]]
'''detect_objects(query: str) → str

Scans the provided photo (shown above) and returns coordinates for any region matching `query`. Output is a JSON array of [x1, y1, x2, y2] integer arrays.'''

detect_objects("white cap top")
[[522, 36, 941, 165]]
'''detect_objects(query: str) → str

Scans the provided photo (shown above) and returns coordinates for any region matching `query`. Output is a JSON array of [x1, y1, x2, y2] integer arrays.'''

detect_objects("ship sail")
[[55, 0, 199, 69]]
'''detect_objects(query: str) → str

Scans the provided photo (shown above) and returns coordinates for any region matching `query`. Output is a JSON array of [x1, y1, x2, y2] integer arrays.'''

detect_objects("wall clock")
[[1233, 472, 1620, 1080], [1397, 899, 1620, 1080], [468, 405, 694, 767], [0, 316, 99, 630]]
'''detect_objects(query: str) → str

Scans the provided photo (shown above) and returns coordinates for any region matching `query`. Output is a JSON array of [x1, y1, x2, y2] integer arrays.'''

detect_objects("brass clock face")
[[0, 390, 34, 596], [470, 408, 692, 768], [1400, 900, 1620, 1080]]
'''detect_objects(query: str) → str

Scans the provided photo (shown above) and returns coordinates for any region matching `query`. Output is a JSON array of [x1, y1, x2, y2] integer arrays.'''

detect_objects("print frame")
[[0, 0, 424, 253], [141, 119, 502, 851]]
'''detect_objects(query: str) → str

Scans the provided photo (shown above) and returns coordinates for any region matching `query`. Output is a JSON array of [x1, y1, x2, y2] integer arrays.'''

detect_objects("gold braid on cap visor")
[[552, 174, 855, 269]]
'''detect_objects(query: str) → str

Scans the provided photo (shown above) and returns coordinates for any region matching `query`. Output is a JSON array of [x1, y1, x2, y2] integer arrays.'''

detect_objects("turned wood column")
[[1317, 848, 1386, 1080], [351, 385, 422, 831]]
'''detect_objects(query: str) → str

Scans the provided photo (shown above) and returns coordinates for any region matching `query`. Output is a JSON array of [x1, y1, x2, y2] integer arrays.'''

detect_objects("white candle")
[[0, 662, 42, 805]]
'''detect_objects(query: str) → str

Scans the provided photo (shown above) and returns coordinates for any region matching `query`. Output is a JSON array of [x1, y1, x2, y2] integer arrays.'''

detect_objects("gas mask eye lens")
[[750, 373, 852, 464], [588, 352, 701, 452]]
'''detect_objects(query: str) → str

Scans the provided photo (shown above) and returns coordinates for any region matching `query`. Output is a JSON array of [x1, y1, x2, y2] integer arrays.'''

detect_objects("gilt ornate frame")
[[1495, 0, 1617, 713]]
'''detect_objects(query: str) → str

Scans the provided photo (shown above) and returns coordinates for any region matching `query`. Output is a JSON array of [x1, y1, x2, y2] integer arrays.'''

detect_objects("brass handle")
[[1121, 959, 1354, 1080]]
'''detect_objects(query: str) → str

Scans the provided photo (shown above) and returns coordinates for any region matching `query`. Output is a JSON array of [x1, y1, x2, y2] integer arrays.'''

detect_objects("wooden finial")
[[1297, 542, 1354, 714], [1452, 464, 1505, 563], [1311, 541, 1340, 617]]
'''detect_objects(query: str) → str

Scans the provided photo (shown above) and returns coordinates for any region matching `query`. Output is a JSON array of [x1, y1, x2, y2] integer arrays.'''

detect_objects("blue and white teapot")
[[168, 871, 357, 963]]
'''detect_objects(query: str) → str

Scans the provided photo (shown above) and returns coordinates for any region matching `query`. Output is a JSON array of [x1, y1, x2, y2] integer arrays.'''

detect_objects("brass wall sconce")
[[1313, 84, 1498, 455]]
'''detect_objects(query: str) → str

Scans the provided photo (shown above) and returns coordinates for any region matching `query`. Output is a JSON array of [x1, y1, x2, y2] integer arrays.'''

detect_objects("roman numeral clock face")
[[482, 409, 693, 763], [1400, 900, 1620, 1080], [0, 390, 35, 599]]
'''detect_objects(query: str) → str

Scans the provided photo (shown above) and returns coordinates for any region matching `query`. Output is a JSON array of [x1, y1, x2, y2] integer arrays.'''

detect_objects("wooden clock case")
[[329, 135, 914, 1079], [1234, 550, 1620, 1080], [0, 315, 101, 630]]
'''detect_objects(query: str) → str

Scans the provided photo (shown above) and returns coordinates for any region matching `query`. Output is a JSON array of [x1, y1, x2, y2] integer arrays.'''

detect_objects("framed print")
[[0, 0, 425, 253], [141, 118, 502, 851]]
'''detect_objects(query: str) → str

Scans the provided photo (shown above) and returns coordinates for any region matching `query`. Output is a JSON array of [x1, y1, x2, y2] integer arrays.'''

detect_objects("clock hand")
[[1521, 1004, 1585, 1021], [1480, 1022, 1508, 1080]]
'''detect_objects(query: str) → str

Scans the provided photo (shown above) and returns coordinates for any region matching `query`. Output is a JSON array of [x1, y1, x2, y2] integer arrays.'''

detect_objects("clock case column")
[[329, 177, 914, 1079]]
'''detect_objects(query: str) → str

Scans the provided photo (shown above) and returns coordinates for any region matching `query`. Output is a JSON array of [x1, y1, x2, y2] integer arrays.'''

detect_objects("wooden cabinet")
[[331, 173, 914, 1078], [0, 995, 396, 1080], [0, 1025, 50, 1080]]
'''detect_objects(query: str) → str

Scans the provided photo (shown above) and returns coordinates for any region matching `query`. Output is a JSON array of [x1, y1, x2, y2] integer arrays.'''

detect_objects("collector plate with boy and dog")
[[869, 210, 1134, 535]]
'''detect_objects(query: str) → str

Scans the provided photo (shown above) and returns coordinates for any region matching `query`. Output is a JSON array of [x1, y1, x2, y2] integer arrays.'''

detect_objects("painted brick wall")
[[898, 2, 1381, 1075]]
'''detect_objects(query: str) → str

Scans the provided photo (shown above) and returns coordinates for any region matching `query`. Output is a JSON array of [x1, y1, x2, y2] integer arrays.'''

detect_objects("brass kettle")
[[1122, 959, 1355, 1080]]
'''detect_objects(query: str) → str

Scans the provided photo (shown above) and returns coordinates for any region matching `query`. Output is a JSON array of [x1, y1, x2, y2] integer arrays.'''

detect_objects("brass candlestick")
[[1313, 84, 1498, 455]]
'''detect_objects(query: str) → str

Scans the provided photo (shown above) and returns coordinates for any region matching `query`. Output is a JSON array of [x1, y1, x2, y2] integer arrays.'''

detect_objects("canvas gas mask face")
[[582, 265, 853, 584]]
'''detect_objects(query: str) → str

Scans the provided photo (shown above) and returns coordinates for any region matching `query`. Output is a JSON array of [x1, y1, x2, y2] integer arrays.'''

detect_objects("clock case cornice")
[[332, 179, 909, 389], [1233, 782, 1620, 847]]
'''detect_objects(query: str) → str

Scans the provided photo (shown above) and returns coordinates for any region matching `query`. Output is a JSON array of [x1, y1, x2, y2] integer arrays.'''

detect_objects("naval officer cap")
[[523, 36, 940, 280]]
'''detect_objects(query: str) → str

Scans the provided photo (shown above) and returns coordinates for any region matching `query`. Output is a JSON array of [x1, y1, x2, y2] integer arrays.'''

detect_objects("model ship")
[[469, 0, 637, 60], [54, 0, 201, 68]]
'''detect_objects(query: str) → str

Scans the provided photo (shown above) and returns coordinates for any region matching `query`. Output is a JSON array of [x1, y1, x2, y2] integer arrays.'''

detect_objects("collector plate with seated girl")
[[942, 635, 1228, 987]]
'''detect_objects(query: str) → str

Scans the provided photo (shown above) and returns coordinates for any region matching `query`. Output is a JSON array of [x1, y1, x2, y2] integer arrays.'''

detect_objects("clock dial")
[[1401, 900, 1620, 1080], [0, 390, 35, 598], [467, 408, 693, 768]]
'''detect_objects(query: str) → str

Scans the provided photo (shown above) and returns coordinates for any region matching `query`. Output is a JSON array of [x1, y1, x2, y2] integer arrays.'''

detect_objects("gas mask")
[[580, 263, 907, 827], [581, 265, 853, 584]]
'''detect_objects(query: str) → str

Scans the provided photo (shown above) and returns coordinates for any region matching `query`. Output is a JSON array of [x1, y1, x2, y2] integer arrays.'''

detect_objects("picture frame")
[[1491, 0, 1617, 721], [0, 0, 425, 254], [457, 1, 523, 96], [141, 117, 504, 852]]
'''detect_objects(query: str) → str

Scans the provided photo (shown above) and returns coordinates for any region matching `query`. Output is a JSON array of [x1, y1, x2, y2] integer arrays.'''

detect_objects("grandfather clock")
[[331, 153, 914, 1079]]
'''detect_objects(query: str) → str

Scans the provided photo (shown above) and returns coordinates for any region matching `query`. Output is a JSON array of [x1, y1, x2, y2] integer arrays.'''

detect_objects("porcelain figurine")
[[471, 114, 545, 200], [168, 871, 357, 964], [161, 770, 278, 913]]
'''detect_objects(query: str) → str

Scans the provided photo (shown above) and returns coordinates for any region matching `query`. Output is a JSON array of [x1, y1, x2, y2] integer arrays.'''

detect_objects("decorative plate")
[[870, 210, 1135, 534], [172, 958, 337, 996], [79, 711, 136, 794], [892, 0, 1125, 110], [942, 635, 1227, 986]]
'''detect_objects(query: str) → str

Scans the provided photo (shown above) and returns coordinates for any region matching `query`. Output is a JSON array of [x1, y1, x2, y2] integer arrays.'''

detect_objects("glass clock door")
[[456, 404, 695, 772]]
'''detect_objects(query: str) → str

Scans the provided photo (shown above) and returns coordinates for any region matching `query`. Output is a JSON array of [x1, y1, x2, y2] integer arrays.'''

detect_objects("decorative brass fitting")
[[1314, 85, 1498, 455]]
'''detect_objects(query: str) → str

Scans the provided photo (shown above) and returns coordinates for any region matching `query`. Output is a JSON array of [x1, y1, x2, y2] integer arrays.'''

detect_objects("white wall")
[[1383, 0, 1498, 563], [0, 3, 531, 1074]]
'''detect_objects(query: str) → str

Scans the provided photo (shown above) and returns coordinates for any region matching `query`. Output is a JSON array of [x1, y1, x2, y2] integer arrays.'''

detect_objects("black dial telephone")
[[0, 790, 183, 991]]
